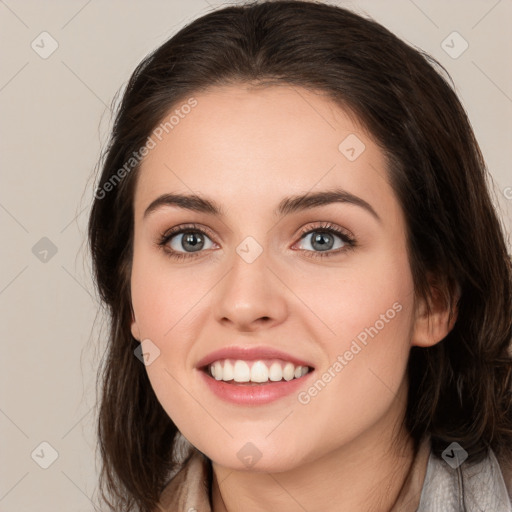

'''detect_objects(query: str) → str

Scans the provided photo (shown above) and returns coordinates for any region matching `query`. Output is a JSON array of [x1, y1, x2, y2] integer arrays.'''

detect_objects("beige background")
[[1, 0, 511, 510]]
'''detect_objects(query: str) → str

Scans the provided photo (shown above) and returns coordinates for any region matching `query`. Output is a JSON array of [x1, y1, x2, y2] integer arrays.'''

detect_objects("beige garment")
[[155, 435, 512, 512]]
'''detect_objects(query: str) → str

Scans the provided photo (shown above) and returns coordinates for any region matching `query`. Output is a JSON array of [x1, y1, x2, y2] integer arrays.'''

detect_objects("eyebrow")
[[143, 188, 381, 222]]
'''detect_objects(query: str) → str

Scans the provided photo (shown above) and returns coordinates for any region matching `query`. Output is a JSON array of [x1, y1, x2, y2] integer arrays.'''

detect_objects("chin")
[[201, 438, 307, 473]]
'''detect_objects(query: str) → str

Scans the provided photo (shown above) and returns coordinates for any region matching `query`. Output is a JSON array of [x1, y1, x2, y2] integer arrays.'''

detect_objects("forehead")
[[133, 84, 396, 221]]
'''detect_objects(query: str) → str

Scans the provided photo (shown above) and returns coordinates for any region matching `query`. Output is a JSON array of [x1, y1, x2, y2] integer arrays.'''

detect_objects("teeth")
[[250, 361, 268, 383], [207, 359, 311, 383], [283, 362, 294, 381], [213, 361, 223, 381], [233, 360, 250, 382], [223, 360, 234, 381], [269, 362, 282, 382]]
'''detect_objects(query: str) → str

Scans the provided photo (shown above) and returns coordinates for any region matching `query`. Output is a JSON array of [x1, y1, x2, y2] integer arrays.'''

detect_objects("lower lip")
[[198, 369, 314, 406]]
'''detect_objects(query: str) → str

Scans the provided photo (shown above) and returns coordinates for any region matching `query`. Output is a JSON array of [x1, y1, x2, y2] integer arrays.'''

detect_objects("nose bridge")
[[213, 236, 288, 329]]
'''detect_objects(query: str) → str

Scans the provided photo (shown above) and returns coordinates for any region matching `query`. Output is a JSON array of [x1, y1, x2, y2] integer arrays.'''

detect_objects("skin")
[[130, 84, 455, 512]]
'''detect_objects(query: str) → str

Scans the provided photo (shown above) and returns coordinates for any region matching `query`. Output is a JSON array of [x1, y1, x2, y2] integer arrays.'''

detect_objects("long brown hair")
[[87, 1, 512, 510]]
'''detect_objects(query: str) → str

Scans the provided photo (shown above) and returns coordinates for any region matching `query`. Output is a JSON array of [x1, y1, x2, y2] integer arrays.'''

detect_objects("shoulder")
[[418, 445, 512, 511]]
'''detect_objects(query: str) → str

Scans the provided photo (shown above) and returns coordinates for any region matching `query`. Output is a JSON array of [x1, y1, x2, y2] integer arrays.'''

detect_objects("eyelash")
[[156, 222, 356, 261]]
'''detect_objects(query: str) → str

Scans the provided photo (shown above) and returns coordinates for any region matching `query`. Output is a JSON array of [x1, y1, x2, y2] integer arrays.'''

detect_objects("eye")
[[293, 222, 356, 259], [157, 224, 216, 260]]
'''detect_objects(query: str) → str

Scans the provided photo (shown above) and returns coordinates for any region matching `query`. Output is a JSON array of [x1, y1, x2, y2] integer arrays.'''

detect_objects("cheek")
[[295, 245, 416, 412], [301, 245, 414, 350], [130, 247, 199, 340], [130, 248, 216, 392], [288, 260, 415, 453], [130, 253, 204, 425]]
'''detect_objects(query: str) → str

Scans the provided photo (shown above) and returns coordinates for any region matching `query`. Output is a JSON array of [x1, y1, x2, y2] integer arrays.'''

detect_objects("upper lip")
[[196, 346, 315, 370]]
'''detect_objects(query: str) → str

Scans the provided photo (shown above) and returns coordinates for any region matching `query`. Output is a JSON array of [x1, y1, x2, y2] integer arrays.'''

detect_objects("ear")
[[411, 278, 459, 348]]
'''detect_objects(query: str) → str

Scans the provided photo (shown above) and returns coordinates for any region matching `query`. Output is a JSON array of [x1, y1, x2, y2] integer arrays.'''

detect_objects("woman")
[[88, 1, 512, 510]]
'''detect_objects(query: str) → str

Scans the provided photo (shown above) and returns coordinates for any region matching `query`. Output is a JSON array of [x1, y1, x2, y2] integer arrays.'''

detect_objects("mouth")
[[200, 358, 315, 385]]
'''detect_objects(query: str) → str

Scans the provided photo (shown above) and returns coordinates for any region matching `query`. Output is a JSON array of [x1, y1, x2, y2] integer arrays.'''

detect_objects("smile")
[[206, 358, 312, 383], [199, 359, 315, 405]]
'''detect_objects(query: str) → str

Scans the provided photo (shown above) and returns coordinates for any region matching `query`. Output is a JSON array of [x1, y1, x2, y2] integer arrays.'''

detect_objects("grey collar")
[[417, 448, 512, 511]]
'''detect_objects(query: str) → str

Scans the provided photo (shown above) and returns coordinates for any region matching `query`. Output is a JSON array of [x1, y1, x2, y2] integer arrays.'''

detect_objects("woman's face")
[[130, 83, 422, 471]]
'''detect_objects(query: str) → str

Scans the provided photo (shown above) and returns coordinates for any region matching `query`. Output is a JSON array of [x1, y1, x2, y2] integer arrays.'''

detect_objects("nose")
[[212, 247, 289, 332]]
